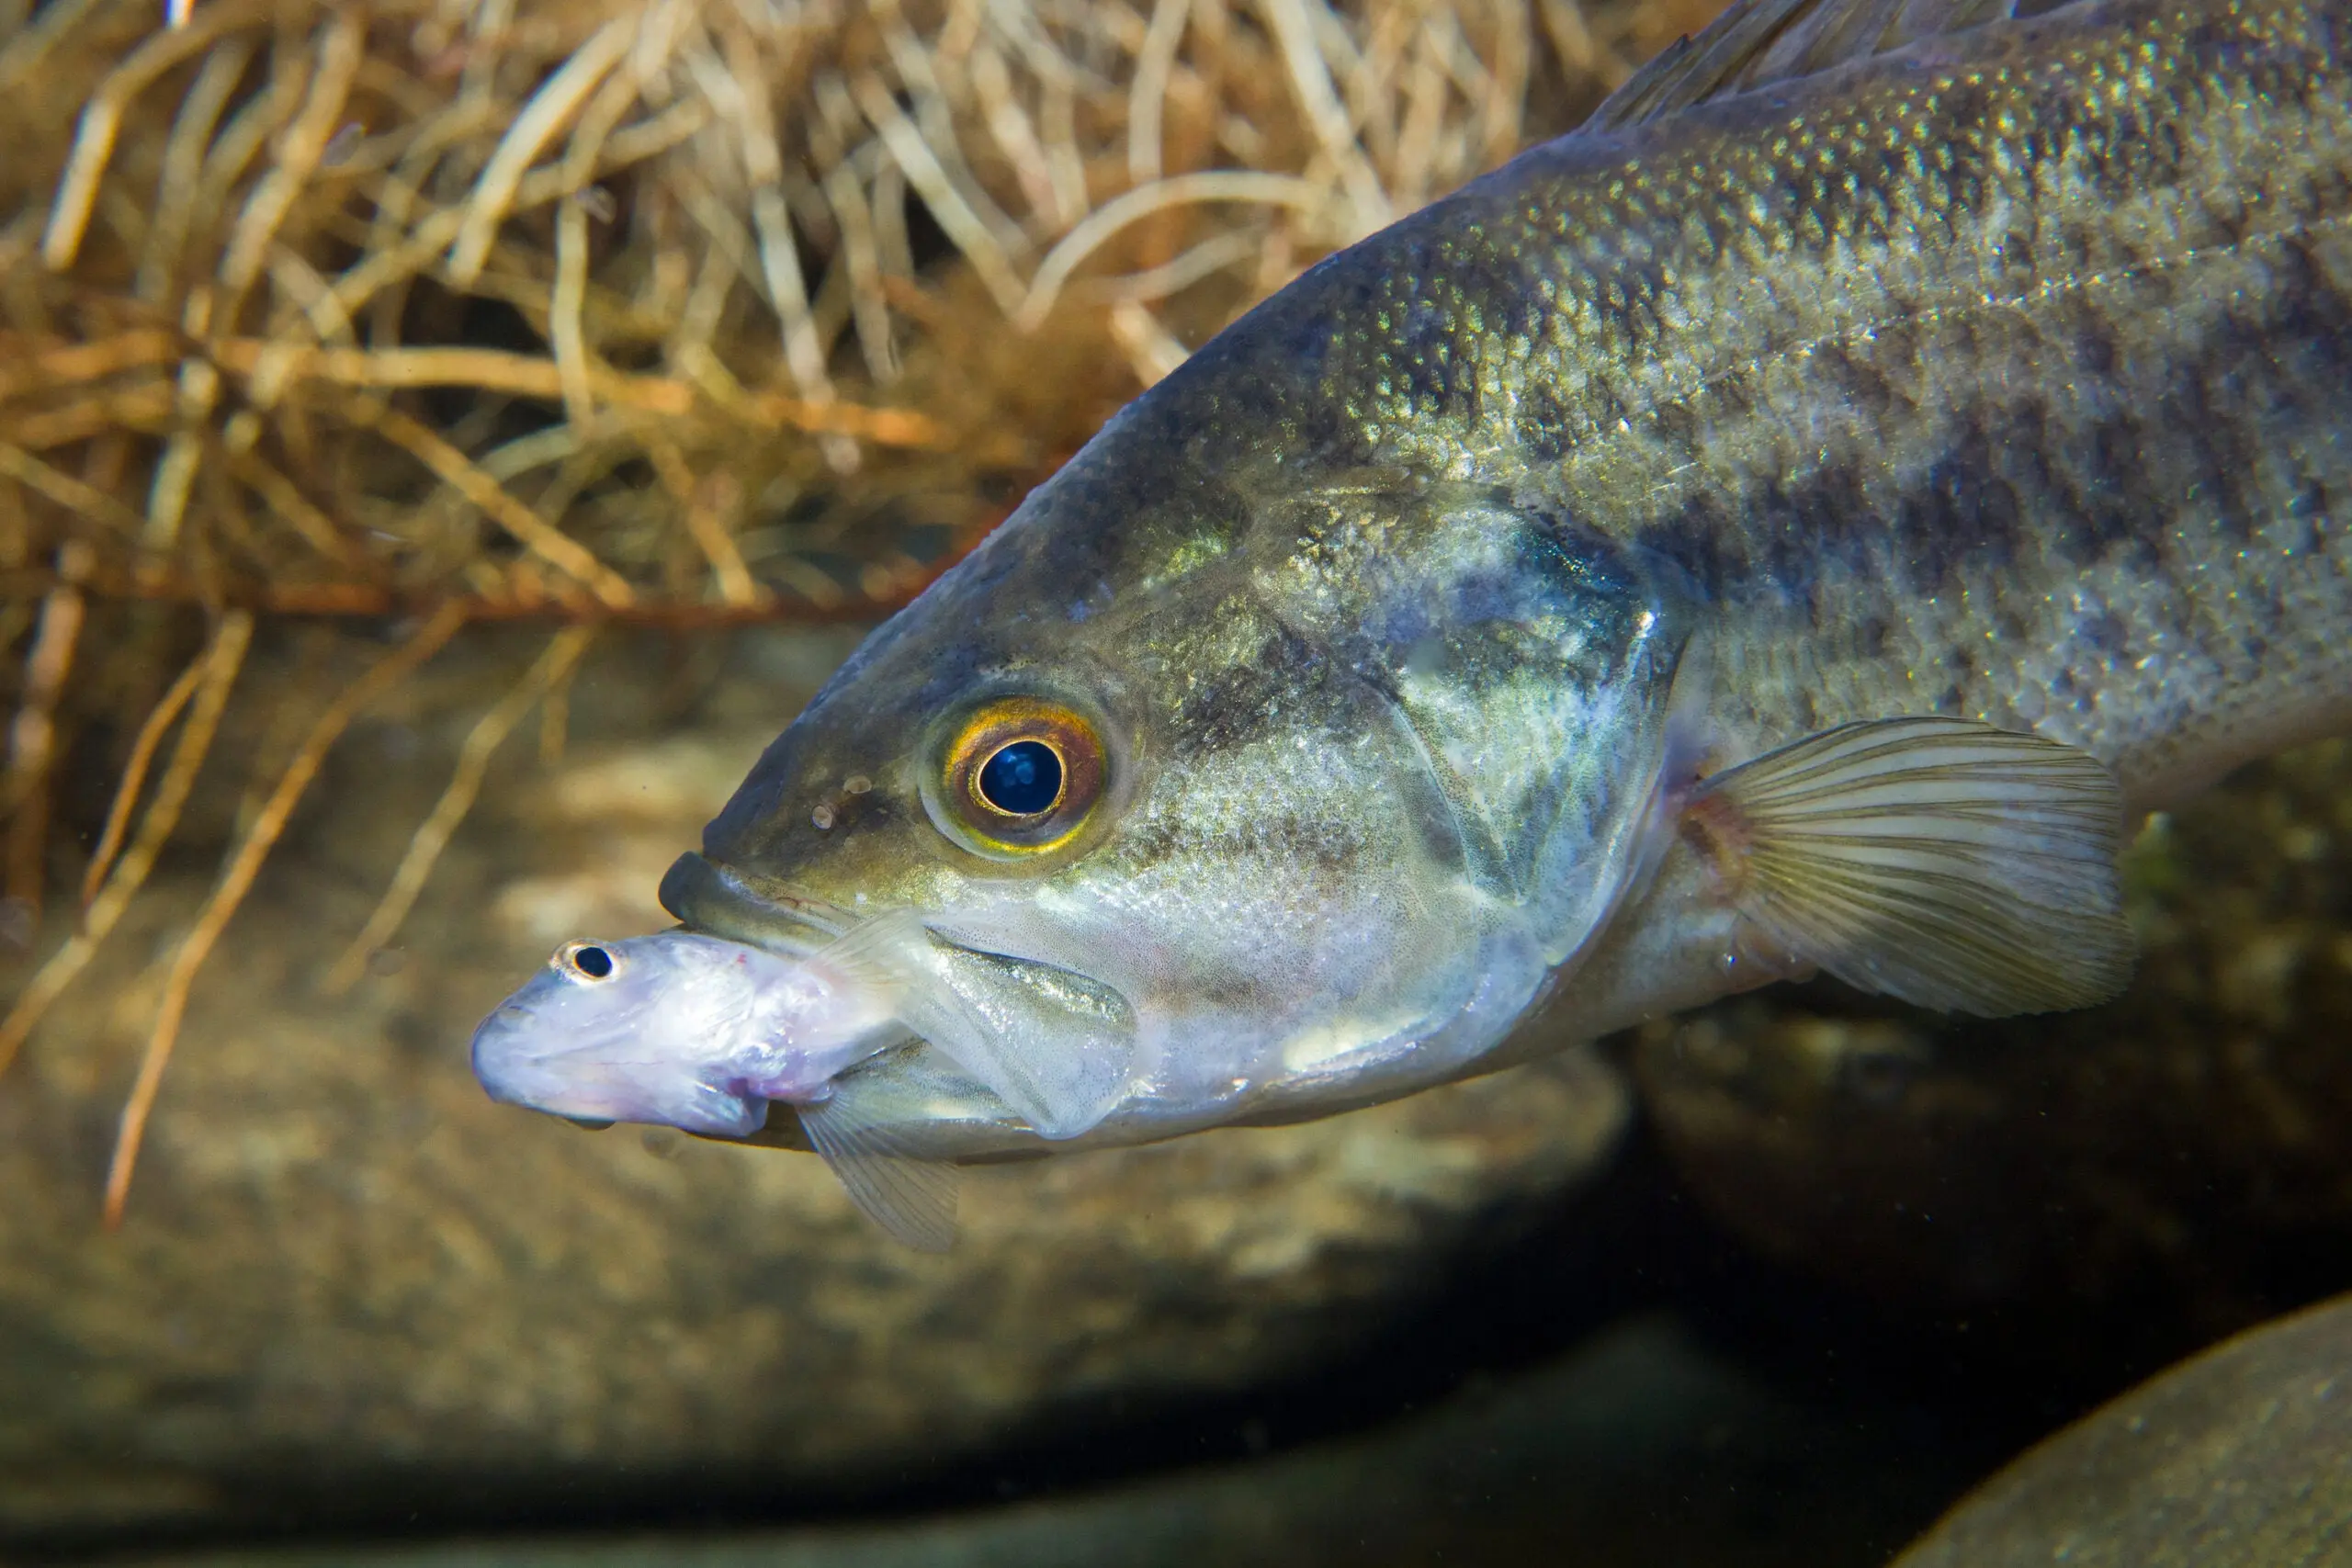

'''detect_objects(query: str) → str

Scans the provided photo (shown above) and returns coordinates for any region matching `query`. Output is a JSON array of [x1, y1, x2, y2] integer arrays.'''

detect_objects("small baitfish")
[[471, 932, 901, 1136], [476, 0, 2352, 1248]]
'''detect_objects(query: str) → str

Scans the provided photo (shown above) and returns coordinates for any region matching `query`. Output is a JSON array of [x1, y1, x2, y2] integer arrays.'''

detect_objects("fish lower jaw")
[[479, 1055, 771, 1140]]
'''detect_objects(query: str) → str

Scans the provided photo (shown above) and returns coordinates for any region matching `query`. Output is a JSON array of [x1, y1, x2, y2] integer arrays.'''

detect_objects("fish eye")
[[555, 941, 620, 982], [977, 739, 1063, 815], [933, 697, 1105, 857]]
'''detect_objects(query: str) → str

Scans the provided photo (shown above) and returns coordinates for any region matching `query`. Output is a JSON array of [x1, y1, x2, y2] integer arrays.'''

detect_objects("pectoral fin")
[[798, 1091, 961, 1252], [1681, 716, 2134, 1015]]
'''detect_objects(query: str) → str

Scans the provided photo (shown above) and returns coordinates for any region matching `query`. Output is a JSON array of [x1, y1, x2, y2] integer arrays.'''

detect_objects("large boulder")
[[94, 1314, 1983, 1568], [1894, 1292, 2352, 1566]]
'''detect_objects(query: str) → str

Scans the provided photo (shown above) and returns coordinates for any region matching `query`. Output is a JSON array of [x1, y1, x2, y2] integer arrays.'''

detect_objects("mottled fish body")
[[480, 0, 2352, 1247]]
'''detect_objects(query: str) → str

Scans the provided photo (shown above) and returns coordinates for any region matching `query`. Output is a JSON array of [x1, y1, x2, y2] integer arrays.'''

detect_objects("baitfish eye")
[[933, 696, 1105, 857], [555, 941, 620, 981]]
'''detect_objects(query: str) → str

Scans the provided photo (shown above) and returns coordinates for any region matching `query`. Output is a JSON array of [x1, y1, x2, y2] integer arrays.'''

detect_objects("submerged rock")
[[1636, 740, 2352, 1357], [0, 626, 1628, 1549], [98, 1315, 1982, 1568], [1894, 1292, 2352, 1566]]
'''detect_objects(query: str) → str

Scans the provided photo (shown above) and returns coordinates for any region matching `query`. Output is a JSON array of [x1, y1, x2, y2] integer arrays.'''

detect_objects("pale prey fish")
[[478, 0, 2352, 1247], [470, 931, 905, 1153]]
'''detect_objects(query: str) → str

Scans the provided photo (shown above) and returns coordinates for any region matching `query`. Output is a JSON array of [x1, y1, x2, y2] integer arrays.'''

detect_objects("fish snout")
[[469, 995, 768, 1137], [469, 1003, 560, 1110]]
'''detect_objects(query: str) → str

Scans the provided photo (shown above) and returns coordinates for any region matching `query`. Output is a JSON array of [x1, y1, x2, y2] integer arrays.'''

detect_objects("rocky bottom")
[[2, 627, 2347, 1565]]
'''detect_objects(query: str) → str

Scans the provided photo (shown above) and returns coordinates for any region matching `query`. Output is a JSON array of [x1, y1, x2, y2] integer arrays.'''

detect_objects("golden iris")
[[937, 697, 1105, 855], [555, 941, 619, 981]]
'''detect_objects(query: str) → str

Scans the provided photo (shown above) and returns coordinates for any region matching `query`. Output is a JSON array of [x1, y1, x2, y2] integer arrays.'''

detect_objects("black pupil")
[[978, 740, 1062, 816], [572, 944, 614, 978]]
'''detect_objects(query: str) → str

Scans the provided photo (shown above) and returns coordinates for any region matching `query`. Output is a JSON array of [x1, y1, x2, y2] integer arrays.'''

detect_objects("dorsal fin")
[[1579, 0, 2035, 134]]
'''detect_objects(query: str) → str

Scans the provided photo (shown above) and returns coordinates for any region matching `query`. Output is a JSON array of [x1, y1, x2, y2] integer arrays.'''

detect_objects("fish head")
[[670, 421, 1692, 1139], [470, 931, 789, 1136]]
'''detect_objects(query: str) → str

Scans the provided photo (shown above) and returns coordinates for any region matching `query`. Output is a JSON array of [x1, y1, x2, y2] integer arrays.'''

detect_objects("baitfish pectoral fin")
[[1682, 716, 2134, 1015], [798, 1091, 961, 1252]]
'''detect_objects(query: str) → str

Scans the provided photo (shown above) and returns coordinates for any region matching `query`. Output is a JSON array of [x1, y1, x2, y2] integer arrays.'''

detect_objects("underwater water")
[[0, 622, 2346, 1566], [6, 0, 2352, 1552]]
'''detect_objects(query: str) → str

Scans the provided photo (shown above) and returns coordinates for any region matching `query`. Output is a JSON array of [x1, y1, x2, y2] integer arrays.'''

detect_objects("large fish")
[[476, 0, 2352, 1247]]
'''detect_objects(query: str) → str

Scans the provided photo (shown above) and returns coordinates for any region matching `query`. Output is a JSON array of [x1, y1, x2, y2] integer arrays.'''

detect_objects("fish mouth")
[[662, 851, 1141, 1139], [658, 852, 854, 956]]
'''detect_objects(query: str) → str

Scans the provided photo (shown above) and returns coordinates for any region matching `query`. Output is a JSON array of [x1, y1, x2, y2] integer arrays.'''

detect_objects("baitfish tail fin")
[[798, 1092, 961, 1252], [1581, 0, 2030, 134], [1682, 716, 2134, 1016]]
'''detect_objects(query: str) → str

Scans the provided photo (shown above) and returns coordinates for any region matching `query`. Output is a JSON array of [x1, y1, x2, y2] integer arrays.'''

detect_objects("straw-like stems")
[[1256, 0, 1393, 236], [0, 565, 953, 626], [322, 623, 596, 996], [447, 12, 638, 286], [213, 8, 364, 302], [40, 0, 251, 269], [80, 646, 208, 911], [6, 384, 178, 450], [550, 196, 598, 430], [0, 612, 254, 1085], [706, 24, 839, 431], [643, 434, 763, 608], [134, 33, 254, 303], [197, 340, 947, 446], [0, 0, 105, 95], [342, 400, 637, 611], [538, 650, 575, 767], [0, 444, 149, 535], [103, 601, 468, 1228], [0, 331, 182, 399], [1128, 0, 1193, 186], [3, 542, 91, 906], [221, 447, 377, 572], [852, 70, 1026, 319], [1106, 299, 1192, 387], [1014, 171, 1330, 331]]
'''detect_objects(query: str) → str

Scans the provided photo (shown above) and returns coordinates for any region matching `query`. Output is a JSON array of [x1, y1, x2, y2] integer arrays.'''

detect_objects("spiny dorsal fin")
[[1682, 716, 2134, 1016], [799, 1092, 961, 1252], [1580, 0, 2030, 134]]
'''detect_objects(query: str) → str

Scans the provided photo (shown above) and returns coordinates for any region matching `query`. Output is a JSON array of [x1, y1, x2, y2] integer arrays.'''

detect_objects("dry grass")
[[0, 0, 1715, 1216]]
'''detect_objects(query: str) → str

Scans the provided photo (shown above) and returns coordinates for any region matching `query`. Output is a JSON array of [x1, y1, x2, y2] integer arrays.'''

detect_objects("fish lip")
[[657, 851, 853, 957], [469, 1005, 595, 1111]]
